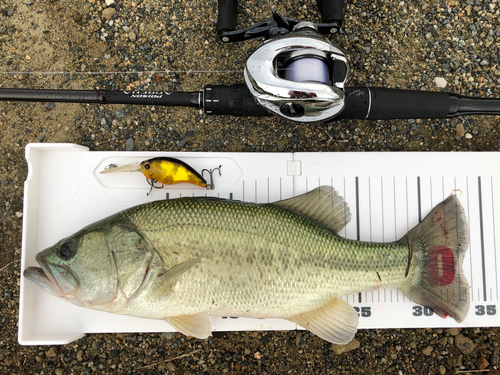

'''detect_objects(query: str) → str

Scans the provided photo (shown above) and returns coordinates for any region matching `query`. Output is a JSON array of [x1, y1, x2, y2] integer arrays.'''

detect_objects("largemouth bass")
[[24, 186, 470, 344]]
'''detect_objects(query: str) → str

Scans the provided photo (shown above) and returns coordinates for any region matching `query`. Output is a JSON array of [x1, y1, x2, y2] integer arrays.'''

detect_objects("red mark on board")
[[429, 246, 455, 286]]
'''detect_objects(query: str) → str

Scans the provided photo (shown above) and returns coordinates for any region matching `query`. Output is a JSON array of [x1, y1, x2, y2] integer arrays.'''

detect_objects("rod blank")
[[0, 89, 102, 103], [0, 88, 200, 108]]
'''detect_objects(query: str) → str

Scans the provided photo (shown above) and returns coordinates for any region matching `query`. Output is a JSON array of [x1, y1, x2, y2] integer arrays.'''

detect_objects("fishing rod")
[[1, 0, 499, 123]]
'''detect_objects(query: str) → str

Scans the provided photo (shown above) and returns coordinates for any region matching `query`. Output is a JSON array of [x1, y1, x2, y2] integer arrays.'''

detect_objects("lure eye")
[[58, 241, 75, 261], [144, 163, 151, 170]]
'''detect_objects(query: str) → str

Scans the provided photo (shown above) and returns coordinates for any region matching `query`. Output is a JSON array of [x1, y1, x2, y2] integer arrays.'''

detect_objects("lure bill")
[[100, 157, 221, 193], [24, 186, 470, 344]]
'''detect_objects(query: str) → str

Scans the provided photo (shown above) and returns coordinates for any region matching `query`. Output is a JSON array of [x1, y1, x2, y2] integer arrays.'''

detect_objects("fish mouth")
[[23, 264, 63, 296], [23, 255, 78, 297]]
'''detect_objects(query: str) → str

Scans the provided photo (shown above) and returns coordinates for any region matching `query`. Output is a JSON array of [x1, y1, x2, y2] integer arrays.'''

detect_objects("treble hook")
[[146, 178, 164, 196], [201, 165, 222, 190]]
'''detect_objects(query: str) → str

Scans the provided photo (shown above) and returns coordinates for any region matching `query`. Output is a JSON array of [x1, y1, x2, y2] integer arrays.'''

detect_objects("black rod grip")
[[204, 85, 269, 116], [316, 0, 343, 24], [448, 96, 500, 116], [339, 87, 451, 119], [0, 88, 102, 103], [217, 0, 238, 35]]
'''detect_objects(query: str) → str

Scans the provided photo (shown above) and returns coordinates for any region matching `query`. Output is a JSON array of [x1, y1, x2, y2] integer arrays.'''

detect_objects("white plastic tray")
[[19, 144, 500, 344]]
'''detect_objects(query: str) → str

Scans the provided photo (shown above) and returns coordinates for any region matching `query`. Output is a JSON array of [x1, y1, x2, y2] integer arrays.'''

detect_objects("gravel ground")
[[1, 0, 500, 374]]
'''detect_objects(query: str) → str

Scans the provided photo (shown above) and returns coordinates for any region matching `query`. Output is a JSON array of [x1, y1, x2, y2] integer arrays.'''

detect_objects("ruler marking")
[[478, 177, 487, 302], [442, 176, 445, 200], [355, 177, 362, 304], [267, 177, 270, 203], [466, 177, 474, 302], [393, 177, 397, 240], [417, 177, 422, 223], [453, 176, 459, 303], [412, 180, 422, 303], [369, 177, 372, 242], [491, 177, 499, 301], [405, 177, 409, 232], [381, 177, 385, 242], [279, 177, 282, 201], [355, 177, 360, 242], [343, 177, 347, 238], [454, 176, 464, 303], [430, 176, 433, 210]]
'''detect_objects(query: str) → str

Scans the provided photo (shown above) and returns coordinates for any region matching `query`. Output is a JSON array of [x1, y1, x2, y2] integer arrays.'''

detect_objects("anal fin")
[[165, 312, 212, 339], [286, 298, 359, 344]]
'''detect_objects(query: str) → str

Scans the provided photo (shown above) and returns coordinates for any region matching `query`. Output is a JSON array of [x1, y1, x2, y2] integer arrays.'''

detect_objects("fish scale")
[[121, 198, 412, 317]]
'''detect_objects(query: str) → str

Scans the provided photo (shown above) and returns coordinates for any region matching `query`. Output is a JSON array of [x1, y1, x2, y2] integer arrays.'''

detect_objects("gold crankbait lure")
[[100, 157, 221, 194]]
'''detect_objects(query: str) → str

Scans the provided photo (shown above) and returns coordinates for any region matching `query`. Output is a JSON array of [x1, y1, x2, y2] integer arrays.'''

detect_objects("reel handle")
[[216, 0, 238, 36], [316, 0, 344, 25], [216, 0, 342, 42]]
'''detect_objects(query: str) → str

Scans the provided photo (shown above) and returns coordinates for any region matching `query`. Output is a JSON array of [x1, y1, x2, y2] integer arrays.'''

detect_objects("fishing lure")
[[100, 157, 221, 194]]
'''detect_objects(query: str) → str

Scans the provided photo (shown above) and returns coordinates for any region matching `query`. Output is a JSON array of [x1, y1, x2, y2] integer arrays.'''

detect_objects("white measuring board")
[[18, 144, 500, 345]]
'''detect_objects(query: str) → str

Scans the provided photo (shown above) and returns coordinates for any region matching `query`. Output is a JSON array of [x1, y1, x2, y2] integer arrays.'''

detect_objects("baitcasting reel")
[[244, 22, 349, 122]]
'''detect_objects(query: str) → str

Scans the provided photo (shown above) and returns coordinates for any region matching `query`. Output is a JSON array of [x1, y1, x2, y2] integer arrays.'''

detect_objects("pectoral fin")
[[165, 312, 212, 339], [154, 257, 200, 295], [286, 298, 359, 344]]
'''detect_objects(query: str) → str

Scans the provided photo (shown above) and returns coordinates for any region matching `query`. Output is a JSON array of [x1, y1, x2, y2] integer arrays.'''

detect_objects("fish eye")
[[144, 163, 150, 170], [58, 241, 75, 261]]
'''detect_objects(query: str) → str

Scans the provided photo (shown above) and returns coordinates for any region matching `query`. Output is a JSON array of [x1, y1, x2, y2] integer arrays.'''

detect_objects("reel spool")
[[282, 50, 331, 84], [244, 22, 349, 122]]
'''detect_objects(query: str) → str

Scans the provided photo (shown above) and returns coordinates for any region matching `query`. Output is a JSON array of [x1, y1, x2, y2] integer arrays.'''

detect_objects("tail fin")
[[401, 195, 470, 323]]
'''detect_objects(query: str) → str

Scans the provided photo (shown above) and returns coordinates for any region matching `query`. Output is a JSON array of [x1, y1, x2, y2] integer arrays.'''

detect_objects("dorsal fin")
[[274, 186, 351, 234]]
